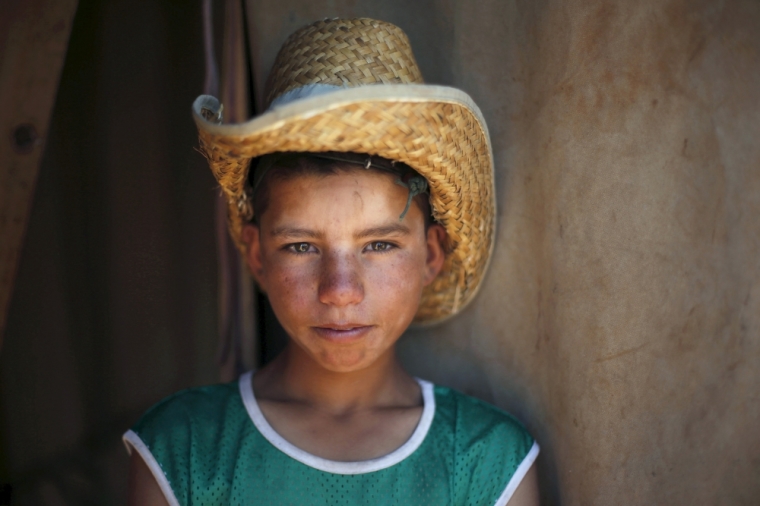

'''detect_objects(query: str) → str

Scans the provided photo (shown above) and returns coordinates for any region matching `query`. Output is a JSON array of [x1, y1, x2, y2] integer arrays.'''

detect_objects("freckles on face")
[[254, 169, 432, 372]]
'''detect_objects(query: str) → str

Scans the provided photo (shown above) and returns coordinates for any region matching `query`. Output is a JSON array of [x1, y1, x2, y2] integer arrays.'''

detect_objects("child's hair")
[[250, 152, 433, 228]]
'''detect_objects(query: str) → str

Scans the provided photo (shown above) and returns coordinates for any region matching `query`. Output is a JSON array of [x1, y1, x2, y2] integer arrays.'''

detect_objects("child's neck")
[[251, 342, 425, 461], [253, 342, 420, 415]]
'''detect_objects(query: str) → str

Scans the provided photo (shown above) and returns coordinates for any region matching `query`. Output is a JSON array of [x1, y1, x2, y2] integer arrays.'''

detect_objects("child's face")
[[242, 168, 446, 373]]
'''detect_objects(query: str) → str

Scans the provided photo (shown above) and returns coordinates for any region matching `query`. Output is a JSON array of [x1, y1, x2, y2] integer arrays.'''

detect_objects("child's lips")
[[312, 324, 373, 342]]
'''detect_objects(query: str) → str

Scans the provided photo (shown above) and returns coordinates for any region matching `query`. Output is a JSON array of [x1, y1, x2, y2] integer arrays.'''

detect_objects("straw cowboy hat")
[[192, 17, 495, 324]]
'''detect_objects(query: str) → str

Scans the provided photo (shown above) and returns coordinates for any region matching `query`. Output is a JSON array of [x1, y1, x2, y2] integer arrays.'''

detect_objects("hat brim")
[[193, 84, 495, 325]]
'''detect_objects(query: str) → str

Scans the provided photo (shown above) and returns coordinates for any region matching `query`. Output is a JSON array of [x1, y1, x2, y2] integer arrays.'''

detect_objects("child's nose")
[[318, 253, 364, 307]]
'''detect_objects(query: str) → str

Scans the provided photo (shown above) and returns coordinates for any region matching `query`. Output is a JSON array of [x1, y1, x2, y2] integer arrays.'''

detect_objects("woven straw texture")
[[196, 18, 494, 324], [265, 18, 424, 106]]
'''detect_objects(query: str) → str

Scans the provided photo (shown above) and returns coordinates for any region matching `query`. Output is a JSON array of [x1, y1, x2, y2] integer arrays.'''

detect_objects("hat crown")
[[265, 18, 425, 107]]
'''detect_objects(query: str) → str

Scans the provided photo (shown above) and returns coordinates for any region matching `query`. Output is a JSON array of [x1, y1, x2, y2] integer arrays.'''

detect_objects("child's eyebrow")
[[270, 224, 411, 240], [355, 223, 411, 239], [270, 227, 324, 239]]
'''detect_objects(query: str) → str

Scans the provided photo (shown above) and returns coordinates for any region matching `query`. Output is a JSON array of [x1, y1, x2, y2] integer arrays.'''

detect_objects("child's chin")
[[315, 350, 375, 373]]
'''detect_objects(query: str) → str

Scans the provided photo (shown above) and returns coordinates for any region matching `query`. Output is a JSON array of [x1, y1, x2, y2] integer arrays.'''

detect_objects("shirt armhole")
[[493, 440, 540, 506], [123, 430, 182, 506]]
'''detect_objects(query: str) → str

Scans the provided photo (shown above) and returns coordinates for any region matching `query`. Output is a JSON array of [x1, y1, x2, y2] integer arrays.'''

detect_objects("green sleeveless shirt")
[[123, 372, 538, 505]]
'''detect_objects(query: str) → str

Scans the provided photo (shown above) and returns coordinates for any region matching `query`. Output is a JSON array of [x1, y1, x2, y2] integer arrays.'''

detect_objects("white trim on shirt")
[[238, 370, 436, 475], [123, 429, 181, 506], [494, 440, 541, 506]]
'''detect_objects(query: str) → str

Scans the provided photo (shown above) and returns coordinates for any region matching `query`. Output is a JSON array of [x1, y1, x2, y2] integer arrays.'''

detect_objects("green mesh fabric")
[[126, 378, 535, 506]]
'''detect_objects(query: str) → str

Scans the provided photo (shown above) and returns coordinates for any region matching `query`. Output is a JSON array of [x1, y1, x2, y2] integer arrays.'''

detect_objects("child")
[[125, 18, 539, 505]]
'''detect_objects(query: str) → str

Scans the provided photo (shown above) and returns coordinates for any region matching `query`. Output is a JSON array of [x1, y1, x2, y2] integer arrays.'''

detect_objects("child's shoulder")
[[137, 381, 240, 426], [126, 380, 246, 451], [123, 380, 253, 505], [427, 383, 539, 504], [430, 382, 537, 456], [434, 383, 530, 427]]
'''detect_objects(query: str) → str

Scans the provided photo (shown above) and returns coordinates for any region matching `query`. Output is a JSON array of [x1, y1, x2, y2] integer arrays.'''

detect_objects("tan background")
[[244, 0, 760, 504], [1, 0, 758, 504]]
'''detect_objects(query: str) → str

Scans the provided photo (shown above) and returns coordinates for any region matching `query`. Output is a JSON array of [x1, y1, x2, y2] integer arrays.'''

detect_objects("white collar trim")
[[238, 370, 436, 475]]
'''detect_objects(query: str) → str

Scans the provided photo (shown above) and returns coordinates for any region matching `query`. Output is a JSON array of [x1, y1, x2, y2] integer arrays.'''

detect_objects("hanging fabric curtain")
[[202, 0, 257, 381]]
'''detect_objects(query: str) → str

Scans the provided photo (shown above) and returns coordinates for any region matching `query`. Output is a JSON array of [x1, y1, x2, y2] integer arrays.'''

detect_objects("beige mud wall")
[[246, 1, 760, 504]]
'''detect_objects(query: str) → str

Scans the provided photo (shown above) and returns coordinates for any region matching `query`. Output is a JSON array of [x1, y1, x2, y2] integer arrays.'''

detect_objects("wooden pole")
[[0, 0, 79, 350]]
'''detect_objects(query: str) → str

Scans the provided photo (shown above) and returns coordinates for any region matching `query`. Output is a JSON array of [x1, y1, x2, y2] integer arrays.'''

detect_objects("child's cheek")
[[264, 258, 318, 322], [365, 250, 427, 316]]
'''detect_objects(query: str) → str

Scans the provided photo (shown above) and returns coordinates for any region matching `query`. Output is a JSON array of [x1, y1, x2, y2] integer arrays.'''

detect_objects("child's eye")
[[287, 242, 315, 254], [365, 241, 395, 253]]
